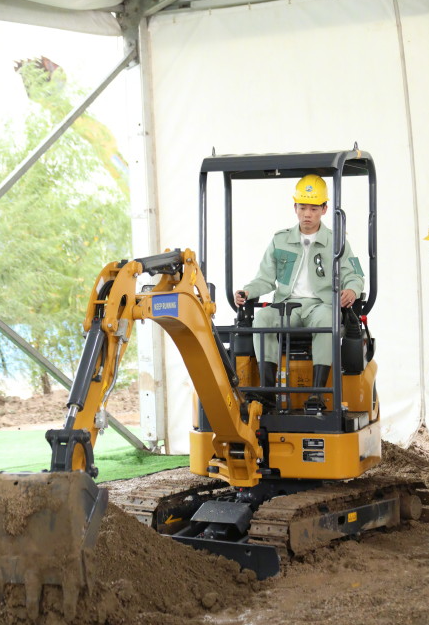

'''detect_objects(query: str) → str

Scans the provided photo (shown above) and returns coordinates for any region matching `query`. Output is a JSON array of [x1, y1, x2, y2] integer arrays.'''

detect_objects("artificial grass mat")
[[0, 426, 189, 482]]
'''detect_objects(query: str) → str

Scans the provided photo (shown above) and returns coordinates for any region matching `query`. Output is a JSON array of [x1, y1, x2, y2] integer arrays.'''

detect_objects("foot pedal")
[[304, 394, 326, 416]]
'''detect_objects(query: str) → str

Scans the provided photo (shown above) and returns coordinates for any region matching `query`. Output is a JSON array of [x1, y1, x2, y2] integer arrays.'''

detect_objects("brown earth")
[[0, 389, 429, 624], [0, 383, 140, 430]]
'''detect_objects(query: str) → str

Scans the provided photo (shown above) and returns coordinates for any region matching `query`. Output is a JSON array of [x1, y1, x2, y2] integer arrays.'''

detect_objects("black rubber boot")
[[260, 361, 278, 406], [304, 364, 331, 415], [246, 362, 277, 409]]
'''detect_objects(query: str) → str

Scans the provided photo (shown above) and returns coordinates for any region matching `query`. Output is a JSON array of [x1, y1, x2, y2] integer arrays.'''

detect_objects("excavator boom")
[[132, 248, 263, 487]]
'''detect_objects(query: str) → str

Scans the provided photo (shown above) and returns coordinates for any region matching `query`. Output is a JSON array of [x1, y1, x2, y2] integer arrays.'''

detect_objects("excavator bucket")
[[0, 470, 108, 621]]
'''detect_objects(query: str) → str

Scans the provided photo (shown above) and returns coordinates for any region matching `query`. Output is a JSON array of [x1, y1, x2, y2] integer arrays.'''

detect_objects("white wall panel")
[[147, 0, 427, 451]]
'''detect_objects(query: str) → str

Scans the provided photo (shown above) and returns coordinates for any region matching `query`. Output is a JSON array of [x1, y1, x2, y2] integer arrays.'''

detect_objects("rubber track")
[[121, 478, 232, 527], [248, 476, 428, 563]]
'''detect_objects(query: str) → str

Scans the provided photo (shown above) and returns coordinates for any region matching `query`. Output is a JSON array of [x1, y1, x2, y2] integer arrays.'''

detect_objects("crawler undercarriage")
[[122, 474, 429, 579]]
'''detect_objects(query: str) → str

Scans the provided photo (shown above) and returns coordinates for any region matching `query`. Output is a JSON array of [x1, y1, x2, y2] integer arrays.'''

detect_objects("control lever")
[[234, 291, 255, 357], [271, 302, 302, 412], [236, 291, 247, 322]]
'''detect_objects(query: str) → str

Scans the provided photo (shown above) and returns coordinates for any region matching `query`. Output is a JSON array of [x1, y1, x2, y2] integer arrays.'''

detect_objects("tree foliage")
[[0, 61, 133, 393]]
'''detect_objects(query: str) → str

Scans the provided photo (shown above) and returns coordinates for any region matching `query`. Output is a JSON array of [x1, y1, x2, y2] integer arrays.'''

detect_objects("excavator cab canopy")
[[200, 150, 374, 179], [198, 148, 377, 315], [198, 146, 377, 425]]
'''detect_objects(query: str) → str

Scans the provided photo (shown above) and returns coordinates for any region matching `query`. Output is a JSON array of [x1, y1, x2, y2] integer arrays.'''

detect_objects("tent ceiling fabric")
[[0, 0, 276, 34], [4, 0, 426, 37], [0, 0, 122, 34], [24, 0, 122, 9]]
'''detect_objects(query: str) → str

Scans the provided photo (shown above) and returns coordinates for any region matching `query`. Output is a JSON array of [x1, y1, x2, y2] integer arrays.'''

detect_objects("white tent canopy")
[[0, 0, 122, 34], [0, 0, 427, 453]]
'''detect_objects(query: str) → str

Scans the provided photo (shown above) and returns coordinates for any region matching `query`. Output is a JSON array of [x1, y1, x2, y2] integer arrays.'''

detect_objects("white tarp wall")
[[145, 0, 429, 452]]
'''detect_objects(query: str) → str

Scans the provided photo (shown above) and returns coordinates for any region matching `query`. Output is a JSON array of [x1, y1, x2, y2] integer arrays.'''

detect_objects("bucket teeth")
[[24, 571, 42, 622], [62, 579, 81, 622], [0, 471, 108, 620]]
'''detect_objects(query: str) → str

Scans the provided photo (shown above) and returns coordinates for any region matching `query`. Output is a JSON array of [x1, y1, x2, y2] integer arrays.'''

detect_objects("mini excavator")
[[0, 148, 427, 619]]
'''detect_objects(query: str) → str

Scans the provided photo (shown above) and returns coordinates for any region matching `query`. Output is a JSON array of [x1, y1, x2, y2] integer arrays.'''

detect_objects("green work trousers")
[[253, 298, 332, 366]]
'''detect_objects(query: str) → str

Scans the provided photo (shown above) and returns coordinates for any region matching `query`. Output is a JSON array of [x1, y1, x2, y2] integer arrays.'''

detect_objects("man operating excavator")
[[234, 174, 364, 413]]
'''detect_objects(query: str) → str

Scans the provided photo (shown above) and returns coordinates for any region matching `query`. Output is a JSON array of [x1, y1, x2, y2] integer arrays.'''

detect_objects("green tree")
[[0, 62, 134, 394]]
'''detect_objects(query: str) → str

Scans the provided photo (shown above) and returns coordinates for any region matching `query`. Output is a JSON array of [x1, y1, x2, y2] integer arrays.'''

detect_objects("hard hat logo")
[[293, 174, 329, 205]]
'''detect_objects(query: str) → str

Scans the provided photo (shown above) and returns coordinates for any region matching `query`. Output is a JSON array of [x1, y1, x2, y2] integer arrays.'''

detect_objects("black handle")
[[334, 208, 346, 259], [236, 291, 247, 322], [271, 301, 302, 319], [286, 302, 302, 317], [271, 302, 285, 316]]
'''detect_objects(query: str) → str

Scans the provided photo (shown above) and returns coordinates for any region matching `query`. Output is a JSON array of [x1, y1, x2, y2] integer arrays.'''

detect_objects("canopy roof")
[[0, 0, 275, 35], [200, 150, 374, 180]]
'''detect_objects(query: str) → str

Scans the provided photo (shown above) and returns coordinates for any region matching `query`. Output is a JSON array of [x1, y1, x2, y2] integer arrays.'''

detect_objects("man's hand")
[[340, 289, 357, 308], [234, 290, 249, 306]]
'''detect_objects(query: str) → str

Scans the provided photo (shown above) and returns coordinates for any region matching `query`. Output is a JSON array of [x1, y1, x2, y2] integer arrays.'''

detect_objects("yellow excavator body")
[[190, 357, 380, 480]]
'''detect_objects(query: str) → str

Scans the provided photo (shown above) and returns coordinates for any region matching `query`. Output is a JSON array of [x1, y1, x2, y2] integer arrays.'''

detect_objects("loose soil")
[[0, 390, 429, 624], [0, 383, 140, 430]]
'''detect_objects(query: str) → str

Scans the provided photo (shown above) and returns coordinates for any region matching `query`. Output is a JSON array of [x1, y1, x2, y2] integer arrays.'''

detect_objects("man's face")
[[294, 203, 327, 234]]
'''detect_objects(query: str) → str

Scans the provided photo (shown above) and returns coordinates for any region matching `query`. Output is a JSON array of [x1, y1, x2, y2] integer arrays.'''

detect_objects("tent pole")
[[127, 18, 168, 453]]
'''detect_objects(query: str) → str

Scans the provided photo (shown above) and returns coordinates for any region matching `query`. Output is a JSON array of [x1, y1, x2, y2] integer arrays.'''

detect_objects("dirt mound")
[[0, 382, 140, 429], [368, 428, 429, 483], [0, 501, 259, 625]]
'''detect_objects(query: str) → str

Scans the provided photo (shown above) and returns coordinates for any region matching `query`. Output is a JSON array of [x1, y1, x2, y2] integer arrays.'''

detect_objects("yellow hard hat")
[[293, 174, 329, 205]]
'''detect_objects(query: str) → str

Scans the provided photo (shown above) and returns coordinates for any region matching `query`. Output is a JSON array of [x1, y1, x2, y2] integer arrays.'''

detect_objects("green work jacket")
[[244, 223, 364, 305]]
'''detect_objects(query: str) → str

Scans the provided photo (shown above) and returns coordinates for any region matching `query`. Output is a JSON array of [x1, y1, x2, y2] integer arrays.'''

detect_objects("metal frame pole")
[[129, 18, 168, 452]]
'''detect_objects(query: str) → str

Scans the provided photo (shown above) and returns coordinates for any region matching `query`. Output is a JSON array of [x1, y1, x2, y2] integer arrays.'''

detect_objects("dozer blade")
[[0, 470, 108, 621]]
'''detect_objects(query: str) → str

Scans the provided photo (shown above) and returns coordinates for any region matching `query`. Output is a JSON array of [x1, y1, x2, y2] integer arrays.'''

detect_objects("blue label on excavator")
[[152, 293, 179, 317]]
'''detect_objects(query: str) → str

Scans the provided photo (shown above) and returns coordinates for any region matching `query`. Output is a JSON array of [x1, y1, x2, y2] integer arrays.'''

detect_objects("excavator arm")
[[0, 249, 263, 620], [46, 258, 143, 476]]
